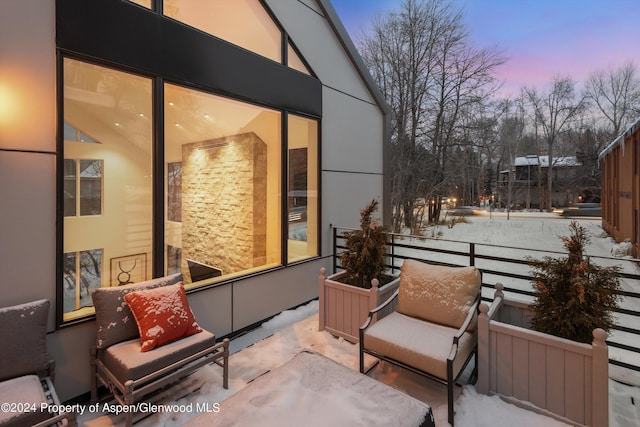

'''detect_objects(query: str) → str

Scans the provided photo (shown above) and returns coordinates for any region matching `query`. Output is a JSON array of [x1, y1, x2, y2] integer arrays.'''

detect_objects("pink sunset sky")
[[332, 0, 640, 97]]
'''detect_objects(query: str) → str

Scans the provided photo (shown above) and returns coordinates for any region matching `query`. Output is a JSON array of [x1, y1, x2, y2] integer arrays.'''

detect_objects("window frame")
[[56, 54, 321, 327], [56, 0, 322, 326], [63, 158, 103, 218]]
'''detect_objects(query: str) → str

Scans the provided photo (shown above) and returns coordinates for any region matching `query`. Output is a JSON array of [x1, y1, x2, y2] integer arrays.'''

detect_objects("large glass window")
[[164, 0, 281, 63], [128, 0, 152, 8], [287, 114, 318, 262], [63, 58, 153, 322], [164, 83, 282, 286], [60, 54, 319, 322], [288, 43, 311, 76]]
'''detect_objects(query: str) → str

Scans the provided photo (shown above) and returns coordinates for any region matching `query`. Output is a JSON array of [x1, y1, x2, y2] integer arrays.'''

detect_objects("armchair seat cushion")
[[363, 312, 476, 380], [100, 329, 217, 382], [0, 375, 50, 427]]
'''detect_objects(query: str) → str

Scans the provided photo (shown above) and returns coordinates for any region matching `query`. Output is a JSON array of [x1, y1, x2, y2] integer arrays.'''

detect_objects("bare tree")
[[524, 76, 586, 211], [495, 98, 525, 214], [360, 0, 442, 231], [359, 0, 504, 231], [584, 61, 640, 136]]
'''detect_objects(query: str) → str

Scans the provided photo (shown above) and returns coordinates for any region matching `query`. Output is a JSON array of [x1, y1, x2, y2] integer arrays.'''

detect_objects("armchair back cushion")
[[92, 273, 183, 350], [396, 260, 480, 330], [0, 300, 50, 381]]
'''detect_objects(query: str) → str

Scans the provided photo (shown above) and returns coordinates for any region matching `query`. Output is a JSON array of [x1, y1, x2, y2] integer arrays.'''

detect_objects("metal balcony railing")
[[332, 226, 640, 373]]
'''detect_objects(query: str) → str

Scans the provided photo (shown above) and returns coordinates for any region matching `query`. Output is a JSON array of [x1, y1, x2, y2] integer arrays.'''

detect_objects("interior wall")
[[182, 132, 267, 276], [63, 134, 153, 282]]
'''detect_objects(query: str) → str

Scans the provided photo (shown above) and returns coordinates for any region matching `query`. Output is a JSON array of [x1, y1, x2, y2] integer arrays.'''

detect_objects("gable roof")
[[314, 0, 391, 118]]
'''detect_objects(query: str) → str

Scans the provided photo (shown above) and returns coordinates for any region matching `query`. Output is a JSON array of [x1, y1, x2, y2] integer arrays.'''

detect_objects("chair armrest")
[[451, 292, 481, 348], [360, 289, 399, 331]]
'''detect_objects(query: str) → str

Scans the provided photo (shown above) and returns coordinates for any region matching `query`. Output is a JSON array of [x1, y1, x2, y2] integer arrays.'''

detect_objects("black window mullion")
[[55, 52, 65, 327], [152, 77, 165, 277], [282, 33, 288, 67], [282, 112, 289, 265]]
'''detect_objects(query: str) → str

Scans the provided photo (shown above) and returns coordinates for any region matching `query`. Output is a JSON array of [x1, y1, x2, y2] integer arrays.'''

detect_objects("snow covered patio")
[[77, 300, 639, 427], [77, 213, 640, 426]]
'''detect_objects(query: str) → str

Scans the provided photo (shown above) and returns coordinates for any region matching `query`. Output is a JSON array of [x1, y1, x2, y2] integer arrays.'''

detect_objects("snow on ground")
[[130, 304, 579, 427], [78, 211, 640, 426], [136, 301, 638, 427]]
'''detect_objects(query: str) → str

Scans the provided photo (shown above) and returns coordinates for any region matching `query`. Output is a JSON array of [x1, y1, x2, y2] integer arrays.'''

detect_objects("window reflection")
[[288, 114, 318, 262]]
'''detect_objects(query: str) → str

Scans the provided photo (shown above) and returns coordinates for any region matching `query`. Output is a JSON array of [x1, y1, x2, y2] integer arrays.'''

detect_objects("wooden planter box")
[[318, 268, 400, 343], [477, 286, 609, 427]]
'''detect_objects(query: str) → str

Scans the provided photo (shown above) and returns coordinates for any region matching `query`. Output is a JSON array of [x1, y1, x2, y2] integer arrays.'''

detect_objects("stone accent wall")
[[182, 132, 267, 280]]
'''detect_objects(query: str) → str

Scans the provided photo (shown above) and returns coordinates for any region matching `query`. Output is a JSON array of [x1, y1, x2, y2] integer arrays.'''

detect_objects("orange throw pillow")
[[124, 283, 202, 352]]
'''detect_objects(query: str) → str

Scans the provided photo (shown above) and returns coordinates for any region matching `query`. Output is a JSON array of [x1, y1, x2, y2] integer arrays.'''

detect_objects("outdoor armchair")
[[360, 260, 481, 426], [0, 299, 76, 427]]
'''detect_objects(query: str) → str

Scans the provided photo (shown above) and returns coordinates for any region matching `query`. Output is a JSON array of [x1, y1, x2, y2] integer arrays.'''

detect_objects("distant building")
[[498, 155, 594, 209], [599, 117, 640, 256]]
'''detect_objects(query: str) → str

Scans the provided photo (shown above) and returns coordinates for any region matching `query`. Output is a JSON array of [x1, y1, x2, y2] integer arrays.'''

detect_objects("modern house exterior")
[[599, 117, 640, 257], [0, 0, 391, 401], [497, 155, 595, 209]]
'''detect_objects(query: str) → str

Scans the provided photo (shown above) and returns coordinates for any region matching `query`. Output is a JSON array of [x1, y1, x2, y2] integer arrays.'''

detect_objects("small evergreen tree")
[[529, 221, 621, 344], [340, 199, 390, 288]]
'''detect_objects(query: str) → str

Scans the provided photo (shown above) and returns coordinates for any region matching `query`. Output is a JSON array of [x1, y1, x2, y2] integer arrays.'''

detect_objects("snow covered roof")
[[505, 155, 580, 168], [598, 116, 640, 160], [499, 155, 580, 174]]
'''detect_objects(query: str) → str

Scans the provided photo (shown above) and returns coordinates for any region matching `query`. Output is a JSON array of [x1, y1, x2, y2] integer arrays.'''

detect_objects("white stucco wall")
[[266, 0, 388, 234], [0, 0, 57, 318]]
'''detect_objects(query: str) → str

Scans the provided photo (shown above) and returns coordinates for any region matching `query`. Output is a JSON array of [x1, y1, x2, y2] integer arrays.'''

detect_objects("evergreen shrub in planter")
[[338, 199, 396, 288], [529, 220, 621, 343], [318, 199, 399, 342]]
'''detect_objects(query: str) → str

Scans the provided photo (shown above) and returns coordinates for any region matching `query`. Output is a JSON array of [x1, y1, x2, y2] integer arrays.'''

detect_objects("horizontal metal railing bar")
[[607, 341, 640, 354], [386, 253, 472, 268], [616, 307, 640, 317], [337, 228, 574, 257], [612, 324, 640, 335], [476, 269, 537, 282], [609, 359, 640, 372], [617, 289, 640, 299], [472, 254, 533, 266]]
